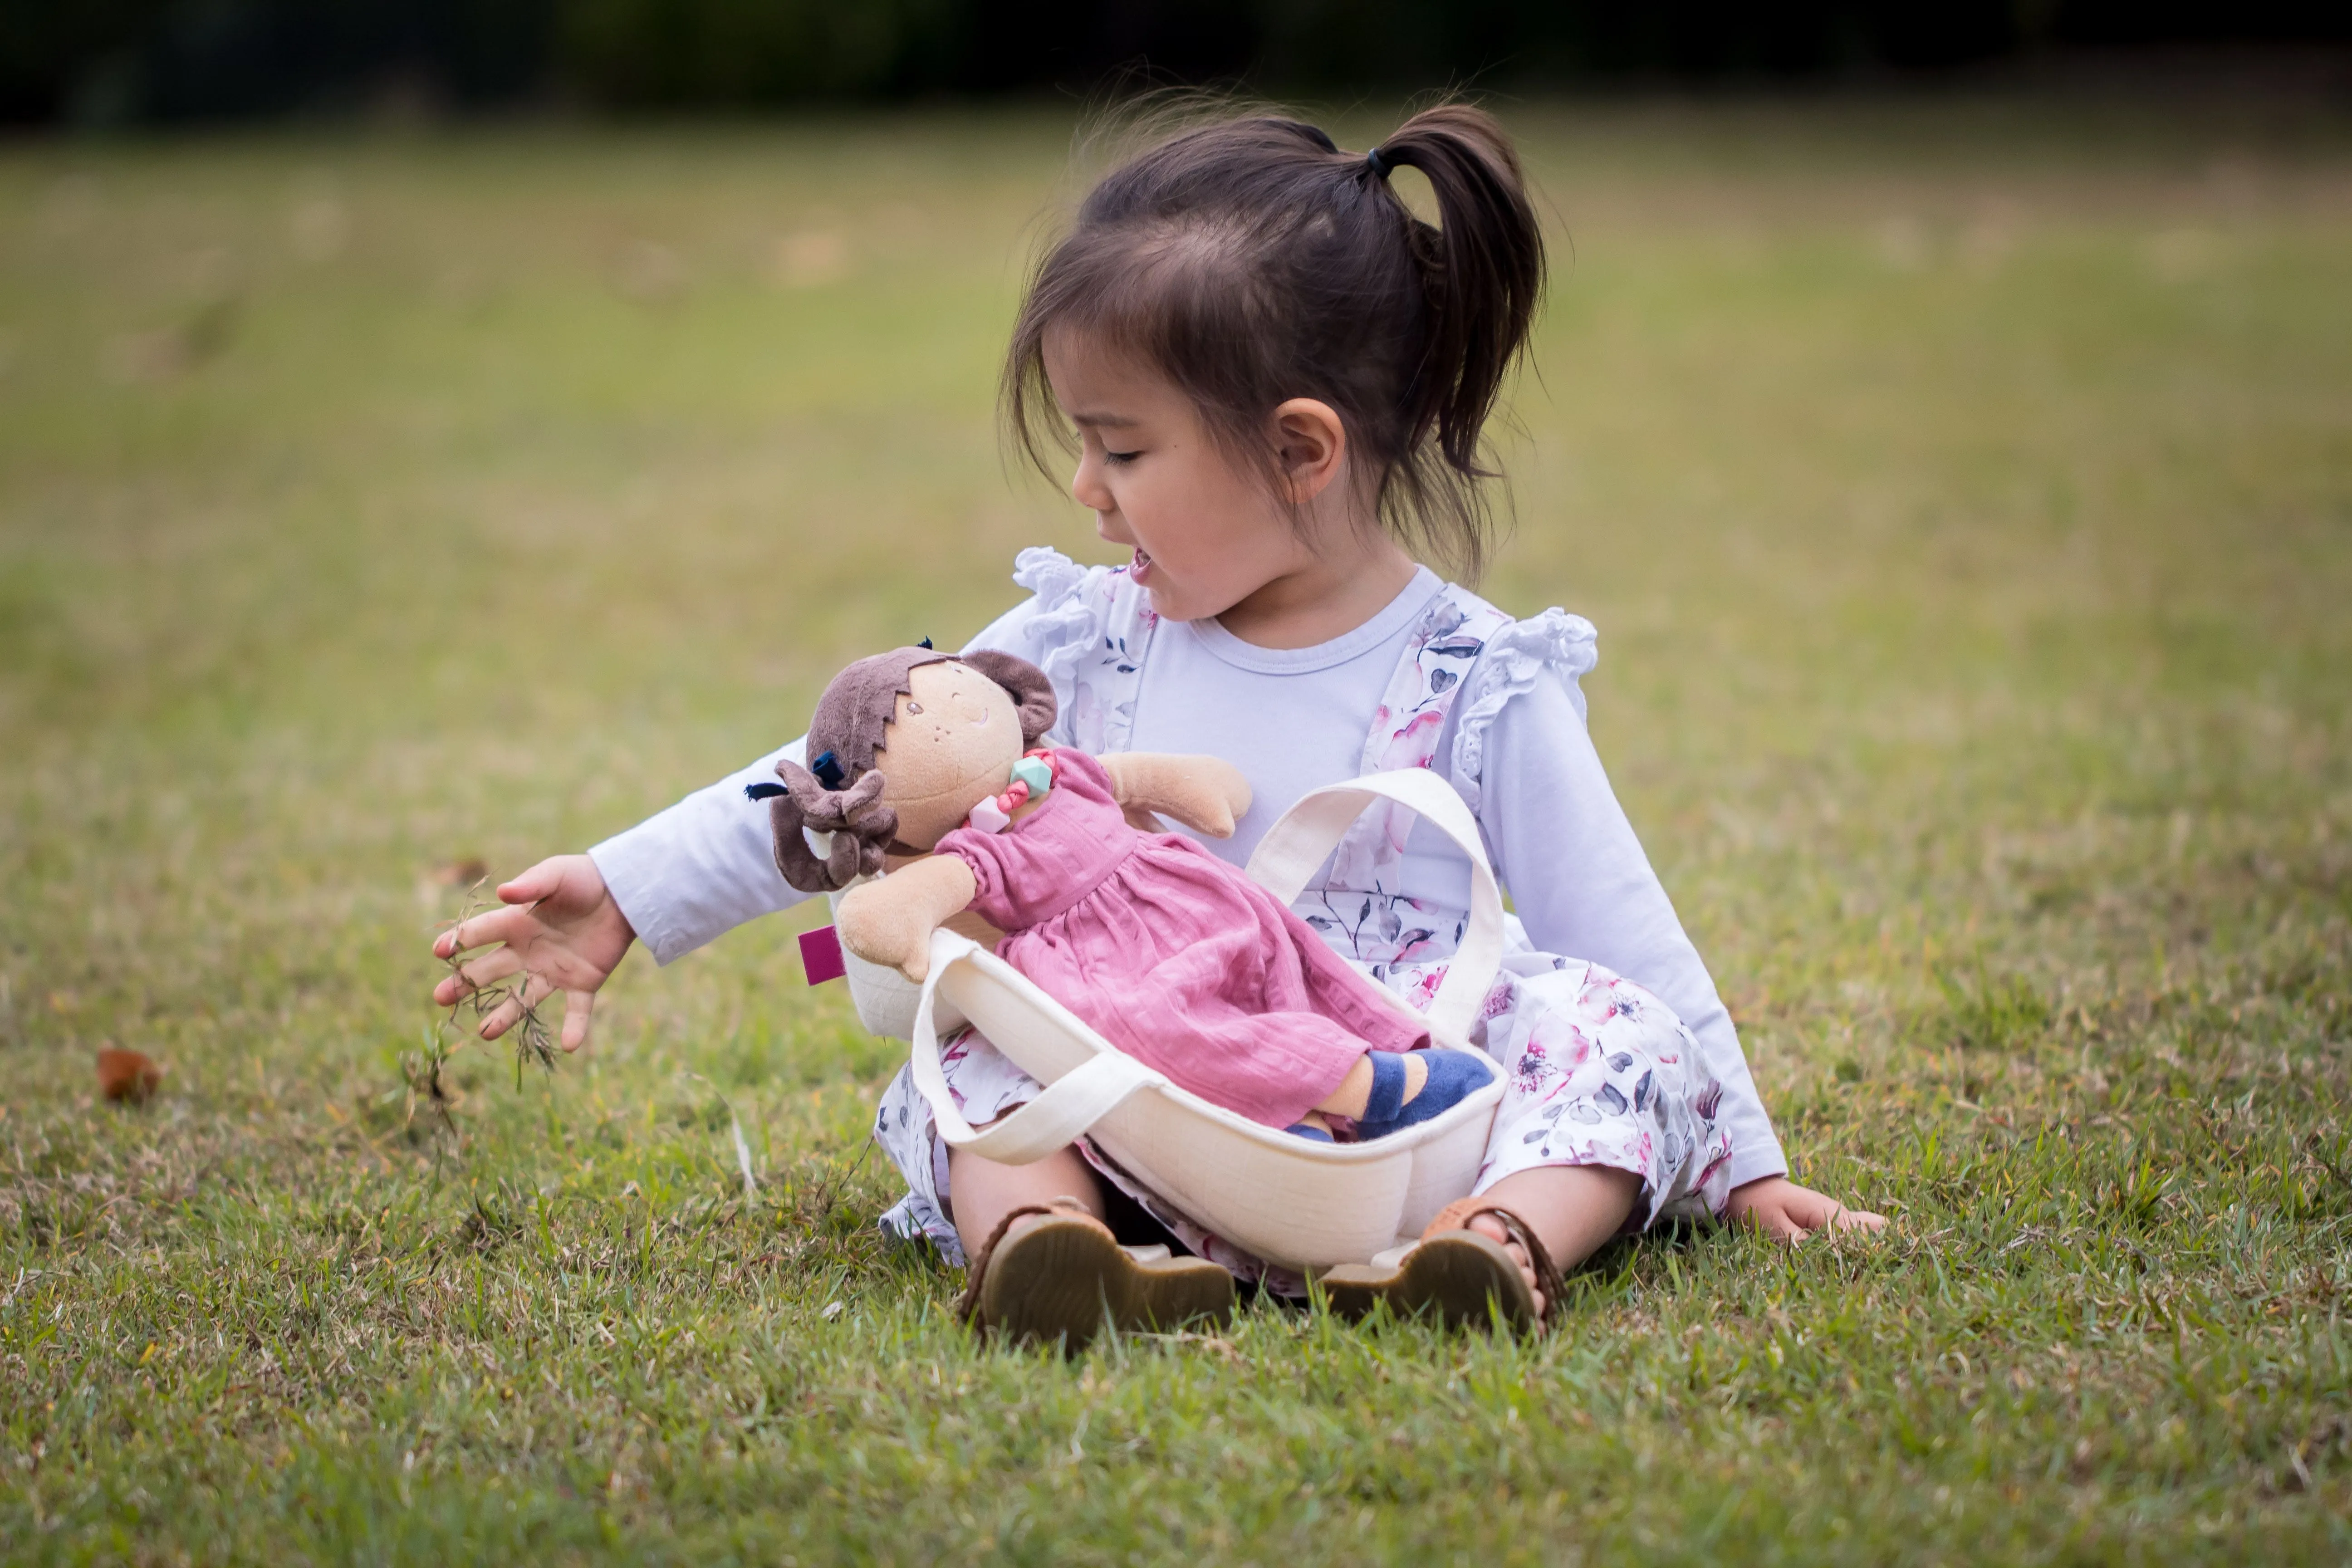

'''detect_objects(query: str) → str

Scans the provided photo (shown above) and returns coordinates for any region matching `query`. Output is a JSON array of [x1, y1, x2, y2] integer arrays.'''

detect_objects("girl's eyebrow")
[[1068, 410, 1142, 429]]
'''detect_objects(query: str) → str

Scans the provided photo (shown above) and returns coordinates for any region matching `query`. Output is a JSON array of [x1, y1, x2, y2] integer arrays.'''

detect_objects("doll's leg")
[[944, 1141, 1107, 1264]]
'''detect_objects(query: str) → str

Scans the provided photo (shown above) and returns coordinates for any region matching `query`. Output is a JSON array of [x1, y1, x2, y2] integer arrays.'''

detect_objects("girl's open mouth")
[[1130, 547, 1155, 583]]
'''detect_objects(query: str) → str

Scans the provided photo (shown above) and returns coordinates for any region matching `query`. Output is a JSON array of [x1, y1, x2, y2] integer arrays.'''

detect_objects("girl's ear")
[[1271, 398, 1348, 505], [960, 651, 1058, 746]]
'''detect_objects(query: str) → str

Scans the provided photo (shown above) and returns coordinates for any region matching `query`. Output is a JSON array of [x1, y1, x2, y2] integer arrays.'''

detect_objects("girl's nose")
[[1069, 453, 1113, 514]]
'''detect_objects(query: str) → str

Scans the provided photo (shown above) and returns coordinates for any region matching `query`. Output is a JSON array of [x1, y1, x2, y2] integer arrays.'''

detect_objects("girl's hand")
[[1726, 1176, 1886, 1240], [431, 854, 635, 1051]]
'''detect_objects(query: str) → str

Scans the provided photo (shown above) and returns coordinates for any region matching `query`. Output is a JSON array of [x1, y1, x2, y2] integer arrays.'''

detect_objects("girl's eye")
[[1104, 448, 1141, 466]]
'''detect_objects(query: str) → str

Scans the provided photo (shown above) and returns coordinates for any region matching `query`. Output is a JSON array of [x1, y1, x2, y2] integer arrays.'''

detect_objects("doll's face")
[[872, 661, 1024, 850]]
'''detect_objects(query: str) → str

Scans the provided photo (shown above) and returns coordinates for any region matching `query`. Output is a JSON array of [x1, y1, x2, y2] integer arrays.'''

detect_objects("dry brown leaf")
[[97, 1047, 164, 1103]]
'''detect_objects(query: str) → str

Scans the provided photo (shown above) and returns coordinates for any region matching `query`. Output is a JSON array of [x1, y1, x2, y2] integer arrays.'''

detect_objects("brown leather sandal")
[[1315, 1198, 1566, 1335], [956, 1197, 1235, 1351]]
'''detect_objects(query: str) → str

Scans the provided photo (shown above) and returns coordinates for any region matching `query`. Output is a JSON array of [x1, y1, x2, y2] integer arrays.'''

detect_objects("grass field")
[[2, 95, 2349, 1563]]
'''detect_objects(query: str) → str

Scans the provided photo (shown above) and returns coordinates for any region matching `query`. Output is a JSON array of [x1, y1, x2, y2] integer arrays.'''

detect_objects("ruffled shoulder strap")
[[1322, 580, 1513, 906], [1009, 547, 1159, 753], [1447, 606, 1599, 815]]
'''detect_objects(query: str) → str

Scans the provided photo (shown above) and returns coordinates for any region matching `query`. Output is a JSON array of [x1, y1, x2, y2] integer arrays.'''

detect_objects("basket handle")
[[908, 930, 1171, 1165], [1244, 767, 1504, 1053]]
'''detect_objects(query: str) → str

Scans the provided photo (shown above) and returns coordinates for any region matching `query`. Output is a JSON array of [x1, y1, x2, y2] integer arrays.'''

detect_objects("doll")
[[753, 646, 1493, 1139]]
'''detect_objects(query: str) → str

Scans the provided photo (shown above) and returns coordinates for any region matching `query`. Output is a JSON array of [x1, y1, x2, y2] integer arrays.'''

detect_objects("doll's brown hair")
[[1003, 101, 1544, 582], [764, 648, 1056, 894]]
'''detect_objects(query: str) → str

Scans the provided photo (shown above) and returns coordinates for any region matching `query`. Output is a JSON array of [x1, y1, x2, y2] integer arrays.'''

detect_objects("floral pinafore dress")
[[871, 550, 1735, 1288]]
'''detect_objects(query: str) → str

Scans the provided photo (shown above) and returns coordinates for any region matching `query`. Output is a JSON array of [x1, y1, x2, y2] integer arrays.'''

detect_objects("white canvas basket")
[[840, 768, 1506, 1272]]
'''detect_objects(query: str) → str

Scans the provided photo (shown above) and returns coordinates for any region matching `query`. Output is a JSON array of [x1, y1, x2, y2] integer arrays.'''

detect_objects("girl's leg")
[[944, 1140, 1108, 1264], [1426, 956, 1736, 1319], [877, 1031, 1237, 1348], [1465, 1165, 1640, 1314], [947, 1131, 1233, 1349]]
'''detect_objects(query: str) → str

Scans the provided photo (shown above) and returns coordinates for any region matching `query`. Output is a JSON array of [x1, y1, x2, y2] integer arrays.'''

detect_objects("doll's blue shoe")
[[1355, 1049, 1494, 1140], [1286, 1121, 1336, 1142]]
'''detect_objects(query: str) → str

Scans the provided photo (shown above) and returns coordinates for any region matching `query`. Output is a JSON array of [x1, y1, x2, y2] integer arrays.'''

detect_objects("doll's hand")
[[1726, 1176, 1887, 1240], [837, 883, 928, 981], [1104, 753, 1253, 839], [838, 856, 980, 983], [431, 854, 635, 1051]]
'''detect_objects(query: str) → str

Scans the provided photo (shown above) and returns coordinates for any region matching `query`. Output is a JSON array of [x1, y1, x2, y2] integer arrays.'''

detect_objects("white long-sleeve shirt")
[[590, 561, 1788, 1187]]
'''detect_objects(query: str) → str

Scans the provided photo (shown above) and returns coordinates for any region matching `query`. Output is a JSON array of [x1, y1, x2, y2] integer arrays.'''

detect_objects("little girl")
[[434, 103, 1882, 1341]]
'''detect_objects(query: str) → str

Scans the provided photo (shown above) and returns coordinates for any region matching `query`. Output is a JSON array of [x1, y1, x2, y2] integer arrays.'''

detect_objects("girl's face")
[[1042, 328, 1322, 625]]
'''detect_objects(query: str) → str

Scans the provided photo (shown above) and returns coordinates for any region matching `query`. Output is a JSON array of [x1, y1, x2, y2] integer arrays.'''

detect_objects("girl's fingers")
[[495, 859, 564, 906], [438, 903, 533, 959], [448, 946, 524, 998], [560, 990, 597, 1052], [433, 956, 506, 1006], [481, 974, 561, 1041], [477, 992, 519, 1040]]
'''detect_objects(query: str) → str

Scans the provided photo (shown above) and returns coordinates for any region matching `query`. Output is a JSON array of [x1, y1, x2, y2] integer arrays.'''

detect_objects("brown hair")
[[1004, 101, 1545, 582], [764, 648, 1057, 893]]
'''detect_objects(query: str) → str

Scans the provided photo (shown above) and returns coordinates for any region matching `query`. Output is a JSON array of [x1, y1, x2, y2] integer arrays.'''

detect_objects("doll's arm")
[[1102, 753, 1253, 839], [836, 856, 980, 983]]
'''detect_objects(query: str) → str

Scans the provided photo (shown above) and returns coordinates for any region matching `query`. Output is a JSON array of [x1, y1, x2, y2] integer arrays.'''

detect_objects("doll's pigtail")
[[766, 762, 898, 893]]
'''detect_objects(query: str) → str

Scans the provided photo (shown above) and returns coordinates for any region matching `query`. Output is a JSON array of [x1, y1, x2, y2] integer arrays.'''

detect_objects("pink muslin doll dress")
[[932, 749, 1428, 1128]]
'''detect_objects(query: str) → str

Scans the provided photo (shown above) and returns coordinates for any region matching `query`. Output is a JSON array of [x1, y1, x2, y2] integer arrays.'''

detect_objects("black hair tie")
[[1365, 146, 1393, 180]]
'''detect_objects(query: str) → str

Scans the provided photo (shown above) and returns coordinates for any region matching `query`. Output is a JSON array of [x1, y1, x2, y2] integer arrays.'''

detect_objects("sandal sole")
[[1317, 1231, 1541, 1333], [975, 1216, 1235, 1351]]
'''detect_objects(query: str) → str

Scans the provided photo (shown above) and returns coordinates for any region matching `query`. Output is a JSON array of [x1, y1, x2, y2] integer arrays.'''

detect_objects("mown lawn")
[[2, 97, 2348, 1563]]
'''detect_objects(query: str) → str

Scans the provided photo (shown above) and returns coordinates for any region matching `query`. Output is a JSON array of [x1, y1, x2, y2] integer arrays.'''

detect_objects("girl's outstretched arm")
[[581, 581, 1071, 966], [428, 579, 1073, 1029]]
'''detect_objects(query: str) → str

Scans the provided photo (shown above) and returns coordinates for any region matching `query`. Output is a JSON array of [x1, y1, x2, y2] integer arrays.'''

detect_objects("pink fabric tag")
[[799, 925, 846, 985]]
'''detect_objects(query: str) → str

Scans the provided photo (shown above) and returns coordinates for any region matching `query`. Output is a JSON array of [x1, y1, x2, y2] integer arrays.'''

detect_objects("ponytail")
[[1368, 104, 1545, 493]]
